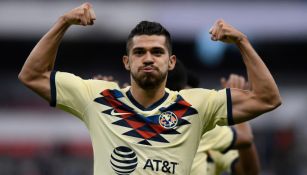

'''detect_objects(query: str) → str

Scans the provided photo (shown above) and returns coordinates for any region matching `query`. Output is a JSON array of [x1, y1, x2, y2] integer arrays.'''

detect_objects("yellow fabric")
[[53, 71, 230, 175], [191, 126, 235, 175], [208, 150, 239, 175]]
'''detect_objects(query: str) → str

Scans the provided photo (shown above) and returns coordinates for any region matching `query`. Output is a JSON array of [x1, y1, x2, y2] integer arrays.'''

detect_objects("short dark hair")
[[187, 71, 200, 88], [166, 59, 187, 91], [126, 21, 172, 55]]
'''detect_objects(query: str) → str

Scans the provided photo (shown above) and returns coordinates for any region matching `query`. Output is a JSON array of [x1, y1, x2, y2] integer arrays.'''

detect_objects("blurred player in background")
[[192, 75, 260, 175], [167, 62, 260, 175], [19, 2, 280, 174]]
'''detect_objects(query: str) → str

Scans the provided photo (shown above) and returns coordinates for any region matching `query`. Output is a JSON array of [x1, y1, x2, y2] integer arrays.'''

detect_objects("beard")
[[131, 69, 167, 90]]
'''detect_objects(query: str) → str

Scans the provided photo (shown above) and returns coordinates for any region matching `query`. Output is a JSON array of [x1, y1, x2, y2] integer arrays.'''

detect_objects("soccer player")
[[94, 71, 259, 175], [18, 3, 281, 175], [202, 126, 260, 175]]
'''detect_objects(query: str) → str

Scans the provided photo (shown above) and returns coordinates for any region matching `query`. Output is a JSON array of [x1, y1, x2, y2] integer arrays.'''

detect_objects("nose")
[[143, 52, 154, 64]]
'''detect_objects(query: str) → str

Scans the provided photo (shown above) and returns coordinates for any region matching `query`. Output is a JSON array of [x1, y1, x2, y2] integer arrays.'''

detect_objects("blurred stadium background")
[[1, 0, 307, 174]]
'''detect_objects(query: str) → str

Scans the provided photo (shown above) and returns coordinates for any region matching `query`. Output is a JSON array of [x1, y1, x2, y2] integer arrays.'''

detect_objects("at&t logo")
[[110, 146, 138, 175]]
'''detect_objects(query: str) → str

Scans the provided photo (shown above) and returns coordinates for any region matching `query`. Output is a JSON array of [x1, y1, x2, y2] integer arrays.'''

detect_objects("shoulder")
[[179, 88, 225, 95], [178, 88, 226, 101], [54, 71, 121, 91]]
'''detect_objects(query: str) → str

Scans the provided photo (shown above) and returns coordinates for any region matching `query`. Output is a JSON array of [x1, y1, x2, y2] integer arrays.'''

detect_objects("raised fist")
[[62, 2, 96, 26], [209, 19, 246, 44]]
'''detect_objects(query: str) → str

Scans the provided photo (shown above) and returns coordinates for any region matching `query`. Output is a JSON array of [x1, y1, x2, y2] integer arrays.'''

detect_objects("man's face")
[[123, 35, 176, 89]]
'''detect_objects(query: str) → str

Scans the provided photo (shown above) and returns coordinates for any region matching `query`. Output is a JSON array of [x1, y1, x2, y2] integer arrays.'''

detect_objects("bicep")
[[231, 88, 268, 124], [22, 71, 52, 102]]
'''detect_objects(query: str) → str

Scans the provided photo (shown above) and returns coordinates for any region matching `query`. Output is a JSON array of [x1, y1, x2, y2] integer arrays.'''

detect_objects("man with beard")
[[19, 3, 281, 175]]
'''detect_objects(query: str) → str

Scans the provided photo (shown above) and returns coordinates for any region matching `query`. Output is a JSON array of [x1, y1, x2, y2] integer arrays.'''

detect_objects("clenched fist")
[[62, 2, 96, 26], [209, 19, 247, 44]]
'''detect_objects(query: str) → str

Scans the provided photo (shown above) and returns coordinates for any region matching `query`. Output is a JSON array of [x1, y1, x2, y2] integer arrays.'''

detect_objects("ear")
[[168, 55, 177, 71], [123, 55, 130, 70]]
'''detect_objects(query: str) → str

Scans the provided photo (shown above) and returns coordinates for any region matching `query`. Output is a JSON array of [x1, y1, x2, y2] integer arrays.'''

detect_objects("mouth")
[[140, 66, 156, 73]]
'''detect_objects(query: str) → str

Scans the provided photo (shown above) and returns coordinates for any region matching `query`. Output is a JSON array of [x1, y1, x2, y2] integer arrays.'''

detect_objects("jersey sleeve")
[[201, 88, 233, 131], [180, 88, 233, 133], [199, 126, 236, 153], [191, 126, 236, 175], [50, 71, 93, 121], [50, 71, 119, 122], [210, 150, 239, 174]]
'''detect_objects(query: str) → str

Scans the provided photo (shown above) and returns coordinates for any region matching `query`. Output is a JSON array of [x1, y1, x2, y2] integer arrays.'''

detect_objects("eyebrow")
[[132, 47, 165, 51], [132, 47, 145, 51], [151, 47, 165, 51]]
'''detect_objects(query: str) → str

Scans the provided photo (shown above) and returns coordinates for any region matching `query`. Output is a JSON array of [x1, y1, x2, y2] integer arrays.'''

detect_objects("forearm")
[[236, 38, 281, 107], [19, 16, 70, 81], [233, 122, 253, 149], [235, 143, 260, 175], [18, 3, 95, 102]]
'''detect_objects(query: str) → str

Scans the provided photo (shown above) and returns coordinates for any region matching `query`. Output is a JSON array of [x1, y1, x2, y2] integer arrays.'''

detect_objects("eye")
[[152, 49, 165, 56], [133, 49, 145, 56]]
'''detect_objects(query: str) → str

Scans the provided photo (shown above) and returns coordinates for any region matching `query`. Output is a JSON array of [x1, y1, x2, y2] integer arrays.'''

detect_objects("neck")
[[130, 80, 166, 108]]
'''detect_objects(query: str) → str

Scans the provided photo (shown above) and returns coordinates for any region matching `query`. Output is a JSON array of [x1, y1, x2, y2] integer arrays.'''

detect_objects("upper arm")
[[231, 88, 275, 124], [18, 70, 52, 102]]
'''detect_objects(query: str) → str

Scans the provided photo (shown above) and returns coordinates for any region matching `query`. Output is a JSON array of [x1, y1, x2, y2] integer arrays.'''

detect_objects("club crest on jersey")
[[159, 111, 178, 129]]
